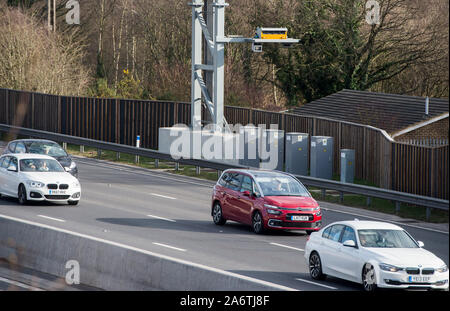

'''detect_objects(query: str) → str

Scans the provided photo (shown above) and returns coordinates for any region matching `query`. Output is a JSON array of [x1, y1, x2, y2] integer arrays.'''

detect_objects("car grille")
[[421, 268, 435, 275], [284, 222, 314, 228], [279, 221, 315, 228], [47, 184, 69, 190], [406, 268, 420, 275], [44, 195, 70, 200]]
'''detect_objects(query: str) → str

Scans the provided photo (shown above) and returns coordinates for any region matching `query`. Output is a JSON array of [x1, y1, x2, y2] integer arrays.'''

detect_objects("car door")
[[0, 157, 8, 194], [216, 172, 232, 218], [320, 224, 345, 276], [224, 173, 243, 222], [235, 175, 256, 224], [335, 226, 361, 282], [5, 156, 20, 196]]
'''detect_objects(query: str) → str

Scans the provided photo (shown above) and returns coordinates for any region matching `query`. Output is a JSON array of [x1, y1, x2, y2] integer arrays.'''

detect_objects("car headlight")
[[264, 204, 282, 215], [437, 265, 448, 273], [69, 161, 77, 170], [315, 206, 322, 216], [267, 209, 282, 215], [26, 180, 45, 188], [72, 181, 80, 188], [379, 263, 404, 272]]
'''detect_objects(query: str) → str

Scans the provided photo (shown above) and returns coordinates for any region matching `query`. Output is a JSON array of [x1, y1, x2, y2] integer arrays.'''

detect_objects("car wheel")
[[252, 211, 265, 234], [68, 200, 79, 206], [306, 230, 314, 235], [309, 252, 326, 280], [362, 263, 377, 292], [18, 184, 28, 205], [212, 202, 226, 225]]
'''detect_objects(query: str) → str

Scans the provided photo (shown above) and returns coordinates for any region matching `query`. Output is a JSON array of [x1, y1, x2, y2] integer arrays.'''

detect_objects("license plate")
[[408, 276, 431, 283], [291, 215, 309, 221], [49, 190, 66, 195]]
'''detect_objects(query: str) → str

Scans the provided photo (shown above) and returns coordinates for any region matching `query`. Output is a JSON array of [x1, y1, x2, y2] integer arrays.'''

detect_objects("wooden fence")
[[0, 88, 448, 199]]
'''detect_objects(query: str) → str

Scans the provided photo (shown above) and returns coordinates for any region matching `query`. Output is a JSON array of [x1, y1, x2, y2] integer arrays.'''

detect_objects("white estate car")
[[304, 220, 449, 291], [0, 153, 81, 205]]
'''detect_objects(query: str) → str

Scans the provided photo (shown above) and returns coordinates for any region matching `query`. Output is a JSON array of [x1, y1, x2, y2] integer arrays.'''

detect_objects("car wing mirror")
[[417, 241, 424, 248], [243, 190, 251, 197], [343, 240, 356, 248], [7, 165, 17, 172], [64, 167, 71, 172]]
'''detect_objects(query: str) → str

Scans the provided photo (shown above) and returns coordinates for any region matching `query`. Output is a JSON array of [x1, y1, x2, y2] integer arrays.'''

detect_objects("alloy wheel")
[[309, 253, 325, 280], [18, 185, 27, 205], [362, 263, 377, 292], [212, 203, 226, 225], [252, 212, 264, 234]]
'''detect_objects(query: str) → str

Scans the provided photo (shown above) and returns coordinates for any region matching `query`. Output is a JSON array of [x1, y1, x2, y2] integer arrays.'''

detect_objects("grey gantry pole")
[[189, 0, 229, 133], [190, 0, 203, 133], [212, 0, 227, 132]]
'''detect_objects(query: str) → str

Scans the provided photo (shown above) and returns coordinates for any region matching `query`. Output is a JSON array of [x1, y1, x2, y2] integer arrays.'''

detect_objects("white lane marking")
[[295, 278, 338, 290], [0, 214, 297, 291], [322, 206, 449, 235], [147, 214, 176, 222], [152, 242, 186, 252], [0, 276, 44, 291], [270, 242, 304, 252], [37, 215, 66, 223], [150, 193, 176, 200]]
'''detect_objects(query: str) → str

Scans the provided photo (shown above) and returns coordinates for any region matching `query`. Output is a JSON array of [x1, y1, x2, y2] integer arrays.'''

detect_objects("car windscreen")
[[357, 229, 419, 248], [20, 159, 65, 172], [25, 142, 68, 157], [254, 174, 310, 197]]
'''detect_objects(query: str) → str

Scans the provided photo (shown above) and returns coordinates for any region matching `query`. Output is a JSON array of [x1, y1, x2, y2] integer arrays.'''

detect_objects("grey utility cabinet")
[[260, 129, 284, 171], [238, 125, 260, 168], [285, 132, 309, 175], [310, 136, 334, 180], [340, 149, 355, 183]]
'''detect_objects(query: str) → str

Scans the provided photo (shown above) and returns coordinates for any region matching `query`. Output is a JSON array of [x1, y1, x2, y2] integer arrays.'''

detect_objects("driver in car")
[[273, 180, 287, 193], [37, 160, 50, 172]]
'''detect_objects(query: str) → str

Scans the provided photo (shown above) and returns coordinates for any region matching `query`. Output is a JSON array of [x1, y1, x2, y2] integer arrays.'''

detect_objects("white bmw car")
[[304, 220, 448, 291], [0, 153, 81, 205]]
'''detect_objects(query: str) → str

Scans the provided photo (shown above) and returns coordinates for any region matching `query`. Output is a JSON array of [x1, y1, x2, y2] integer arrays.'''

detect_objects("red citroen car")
[[211, 169, 322, 234]]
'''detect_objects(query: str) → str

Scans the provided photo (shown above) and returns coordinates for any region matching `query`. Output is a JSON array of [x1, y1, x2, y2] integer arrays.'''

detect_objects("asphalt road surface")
[[0, 156, 448, 291]]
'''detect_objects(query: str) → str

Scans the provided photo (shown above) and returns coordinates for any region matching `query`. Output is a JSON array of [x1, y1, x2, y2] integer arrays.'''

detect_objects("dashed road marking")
[[37, 215, 65, 222], [270, 242, 304, 252], [150, 193, 176, 200], [152, 242, 186, 252], [295, 278, 338, 290], [147, 214, 176, 222]]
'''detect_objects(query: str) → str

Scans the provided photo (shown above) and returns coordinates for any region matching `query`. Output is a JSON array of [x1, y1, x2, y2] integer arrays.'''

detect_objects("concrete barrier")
[[0, 214, 295, 291]]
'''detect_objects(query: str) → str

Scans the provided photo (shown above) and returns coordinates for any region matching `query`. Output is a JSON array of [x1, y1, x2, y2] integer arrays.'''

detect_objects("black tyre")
[[252, 211, 265, 234], [212, 202, 226, 225], [18, 184, 28, 205], [309, 252, 326, 280], [362, 263, 378, 292], [68, 200, 79, 206]]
